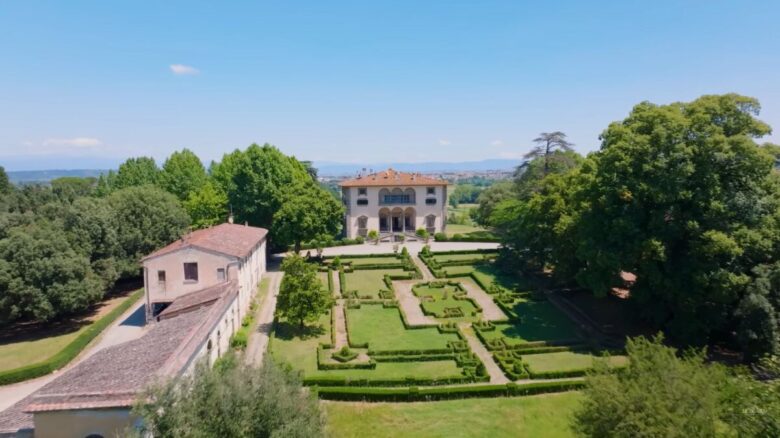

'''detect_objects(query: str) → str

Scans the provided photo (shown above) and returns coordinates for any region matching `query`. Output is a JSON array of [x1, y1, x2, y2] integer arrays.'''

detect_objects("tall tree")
[[113, 157, 160, 190], [514, 150, 583, 200], [471, 180, 515, 227], [160, 149, 207, 200], [277, 254, 332, 330], [523, 131, 575, 176], [0, 165, 10, 195], [134, 357, 324, 437], [51, 176, 97, 202], [272, 182, 343, 251], [108, 186, 190, 277], [184, 181, 229, 229], [575, 94, 779, 345]]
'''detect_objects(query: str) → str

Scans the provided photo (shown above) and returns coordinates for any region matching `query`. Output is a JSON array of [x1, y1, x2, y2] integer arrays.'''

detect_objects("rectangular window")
[[382, 194, 411, 204], [184, 262, 199, 282], [217, 268, 226, 281], [358, 187, 367, 196], [426, 187, 435, 195], [157, 270, 166, 284], [357, 198, 368, 206], [425, 198, 437, 205]]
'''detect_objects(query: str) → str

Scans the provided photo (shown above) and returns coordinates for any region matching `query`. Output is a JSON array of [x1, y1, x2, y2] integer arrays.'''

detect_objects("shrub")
[[434, 232, 448, 241], [230, 330, 248, 349]]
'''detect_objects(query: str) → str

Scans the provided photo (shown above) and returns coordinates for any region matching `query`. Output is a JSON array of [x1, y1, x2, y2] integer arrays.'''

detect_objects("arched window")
[[404, 188, 416, 204]]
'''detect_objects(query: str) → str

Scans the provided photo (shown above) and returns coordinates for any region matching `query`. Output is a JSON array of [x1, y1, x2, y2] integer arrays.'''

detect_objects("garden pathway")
[[333, 303, 349, 349], [458, 278, 507, 322], [459, 323, 509, 384], [246, 268, 283, 366], [392, 280, 437, 326], [412, 255, 435, 281], [330, 269, 341, 298]]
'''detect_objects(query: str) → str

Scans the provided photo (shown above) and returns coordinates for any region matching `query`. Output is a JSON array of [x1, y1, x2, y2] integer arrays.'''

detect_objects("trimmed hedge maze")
[[412, 281, 483, 322]]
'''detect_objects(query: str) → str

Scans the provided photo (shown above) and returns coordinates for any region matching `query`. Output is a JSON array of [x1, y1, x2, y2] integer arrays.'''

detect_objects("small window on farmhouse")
[[184, 262, 199, 282], [157, 270, 166, 284], [425, 198, 437, 205], [357, 198, 368, 206], [426, 187, 435, 195], [217, 268, 226, 281], [358, 187, 367, 196]]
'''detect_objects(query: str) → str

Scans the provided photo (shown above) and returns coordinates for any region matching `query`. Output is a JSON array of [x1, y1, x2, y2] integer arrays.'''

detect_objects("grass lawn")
[[413, 284, 480, 321], [318, 271, 331, 293], [343, 269, 407, 298], [444, 223, 486, 237], [480, 301, 581, 345], [346, 304, 460, 351], [323, 391, 582, 438], [442, 263, 532, 292], [432, 253, 494, 263], [342, 256, 400, 266], [523, 351, 628, 373], [0, 290, 141, 372], [271, 313, 462, 380]]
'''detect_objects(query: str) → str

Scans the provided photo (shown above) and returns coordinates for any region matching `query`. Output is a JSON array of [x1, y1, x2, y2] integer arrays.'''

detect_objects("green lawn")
[[323, 391, 582, 438], [480, 301, 581, 345], [523, 351, 628, 373], [343, 269, 407, 298], [413, 284, 480, 321], [271, 312, 462, 380], [432, 253, 494, 263], [346, 304, 460, 351], [442, 263, 532, 292], [0, 291, 140, 372], [342, 256, 400, 266], [318, 271, 331, 293], [444, 223, 485, 237]]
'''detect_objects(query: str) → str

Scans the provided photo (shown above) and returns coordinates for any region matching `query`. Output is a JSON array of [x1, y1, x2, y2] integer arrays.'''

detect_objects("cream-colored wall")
[[143, 248, 234, 304], [343, 185, 448, 238], [33, 408, 138, 438]]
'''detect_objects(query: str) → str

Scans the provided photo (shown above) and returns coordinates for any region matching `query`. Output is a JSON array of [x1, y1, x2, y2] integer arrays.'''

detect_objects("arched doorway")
[[391, 208, 404, 232], [404, 207, 416, 231], [379, 208, 391, 232]]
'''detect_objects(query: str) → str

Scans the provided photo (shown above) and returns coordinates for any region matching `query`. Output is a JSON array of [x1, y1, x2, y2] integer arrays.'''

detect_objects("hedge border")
[[314, 380, 585, 401], [0, 289, 144, 386]]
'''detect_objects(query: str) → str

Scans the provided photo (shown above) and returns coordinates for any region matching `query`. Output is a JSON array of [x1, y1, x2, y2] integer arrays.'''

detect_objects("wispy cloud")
[[43, 137, 103, 148], [170, 64, 199, 75], [438, 139, 451, 146], [491, 139, 504, 146]]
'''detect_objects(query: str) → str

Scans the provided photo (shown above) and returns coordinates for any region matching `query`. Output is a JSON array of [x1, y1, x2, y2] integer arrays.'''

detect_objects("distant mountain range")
[[7, 169, 109, 184], [4, 159, 523, 183], [312, 159, 522, 176]]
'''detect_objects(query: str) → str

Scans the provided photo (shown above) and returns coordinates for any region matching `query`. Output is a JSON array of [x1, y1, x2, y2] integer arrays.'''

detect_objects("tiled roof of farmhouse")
[[0, 282, 239, 434], [339, 168, 448, 187], [142, 222, 267, 261]]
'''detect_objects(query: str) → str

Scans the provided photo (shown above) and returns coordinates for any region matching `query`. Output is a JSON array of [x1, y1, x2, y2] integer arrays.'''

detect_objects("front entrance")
[[392, 216, 401, 232]]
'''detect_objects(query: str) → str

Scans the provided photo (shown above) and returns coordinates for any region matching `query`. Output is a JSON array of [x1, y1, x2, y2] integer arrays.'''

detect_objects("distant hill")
[[313, 159, 522, 176], [7, 169, 110, 184]]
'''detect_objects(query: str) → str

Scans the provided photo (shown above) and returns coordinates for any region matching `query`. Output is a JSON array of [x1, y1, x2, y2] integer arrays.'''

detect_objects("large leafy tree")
[[0, 222, 104, 324], [574, 335, 780, 437], [272, 182, 343, 251], [211, 144, 312, 230], [277, 254, 332, 330], [51, 176, 97, 202], [160, 148, 207, 200], [575, 94, 780, 344], [63, 197, 121, 290], [112, 157, 161, 190], [108, 186, 190, 277], [471, 180, 515, 227], [184, 181, 228, 229], [514, 150, 583, 200], [134, 356, 324, 437]]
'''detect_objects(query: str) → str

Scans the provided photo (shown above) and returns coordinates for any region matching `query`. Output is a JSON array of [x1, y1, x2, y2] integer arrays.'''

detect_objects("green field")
[[480, 301, 581, 345], [343, 269, 407, 298], [414, 284, 480, 321], [346, 305, 460, 351], [444, 223, 486, 236], [342, 256, 400, 266], [318, 271, 331, 292], [323, 392, 582, 438], [432, 253, 494, 263], [523, 351, 628, 373], [440, 263, 531, 292]]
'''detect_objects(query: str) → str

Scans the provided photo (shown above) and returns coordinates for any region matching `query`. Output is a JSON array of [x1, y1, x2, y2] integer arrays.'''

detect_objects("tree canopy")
[[112, 156, 161, 190], [277, 254, 332, 329], [160, 148, 208, 200], [272, 182, 343, 251]]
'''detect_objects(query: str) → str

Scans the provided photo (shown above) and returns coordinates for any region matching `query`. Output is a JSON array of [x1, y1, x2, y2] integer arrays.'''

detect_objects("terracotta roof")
[[157, 281, 235, 321], [142, 222, 267, 261], [339, 168, 448, 187]]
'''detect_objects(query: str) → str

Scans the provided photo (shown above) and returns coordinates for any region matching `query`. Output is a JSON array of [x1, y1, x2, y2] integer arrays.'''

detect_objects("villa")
[[339, 168, 449, 241]]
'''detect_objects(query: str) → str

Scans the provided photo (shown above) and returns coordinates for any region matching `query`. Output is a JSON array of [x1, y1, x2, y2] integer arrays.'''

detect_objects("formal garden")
[[269, 246, 627, 400]]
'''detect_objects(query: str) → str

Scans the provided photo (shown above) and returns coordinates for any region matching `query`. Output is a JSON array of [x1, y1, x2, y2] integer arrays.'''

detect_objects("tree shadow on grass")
[[273, 320, 326, 341]]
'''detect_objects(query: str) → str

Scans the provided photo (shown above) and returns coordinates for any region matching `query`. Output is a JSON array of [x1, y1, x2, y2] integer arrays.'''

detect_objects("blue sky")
[[1, 1, 779, 170]]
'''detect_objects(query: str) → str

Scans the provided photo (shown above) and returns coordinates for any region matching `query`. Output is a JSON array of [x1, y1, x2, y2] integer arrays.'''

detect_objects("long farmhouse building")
[[339, 168, 449, 241], [0, 223, 268, 438]]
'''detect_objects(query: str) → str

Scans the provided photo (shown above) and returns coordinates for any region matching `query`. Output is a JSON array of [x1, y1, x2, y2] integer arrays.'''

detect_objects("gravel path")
[[459, 323, 509, 384], [245, 269, 283, 366], [412, 255, 435, 281], [333, 302, 349, 349], [330, 269, 341, 298], [392, 281, 437, 326], [458, 278, 507, 322]]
